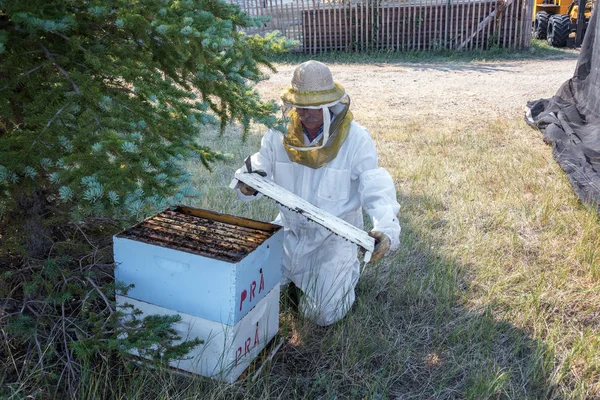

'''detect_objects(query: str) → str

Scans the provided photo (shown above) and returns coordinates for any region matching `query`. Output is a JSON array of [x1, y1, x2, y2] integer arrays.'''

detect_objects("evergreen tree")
[[0, 0, 292, 257], [0, 0, 294, 395]]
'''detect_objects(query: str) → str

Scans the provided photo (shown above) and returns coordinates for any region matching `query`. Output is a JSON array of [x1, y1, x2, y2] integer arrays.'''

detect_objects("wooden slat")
[[394, 2, 399, 50], [400, 1, 404, 49], [417, 0, 421, 50], [423, 2, 426, 49], [257, 0, 263, 35], [454, 0, 458, 49], [465, 0, 471, 50], [459, 0, 465, 49], [363, 3, 371, 51], [428, 0, 432, 50], [359, 0, 363, 51], [433, 0, 438, 48], [413, 0, 418, 50], [387, 0, 391, 49], [390, 0, 394, 49], [333, 1, 337, 51], [400, 0, 405, 50], [303, 0, 309, 53], [501, 0, 508, 48], [380, 0, 384, 50], [443, 0, 448, 49], [282, 1, 287, 36], [475, 0, 482, 49], [510, 0, 517, 48], [354, 1, 358, 51], [346, 0, 350, 51], [341, 0, 345, 51], [335, 2, 339, 50], [318, 0, 323, 53], [518, 0, 523, 46], [525, 0, 533, 48], [327, 1, 331, 52], [511, 0, 516, 47], [371, 1, 379, 50], [371, 0, 375, 50], [469, 0, 476, 49], [517, 0, 527, 49], [409, 1, 414, 50], [452, 0, 456, 49], [365, 0, 369, 50], [274, 0, 279, 32], [381, 0, 385, 49], [267, 0, 273, 32], [234, 173, 376, 259], [506, 0, 513, 48], [289, 2, 295, 40], [486, 0, 493, 49], [377, 0, 381, 49], [523, 0, 533, 48], [312, 0, 317, 53]]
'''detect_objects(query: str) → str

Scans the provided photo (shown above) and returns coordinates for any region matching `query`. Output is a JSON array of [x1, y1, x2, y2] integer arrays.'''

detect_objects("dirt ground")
[[256, 55, 580, 127]]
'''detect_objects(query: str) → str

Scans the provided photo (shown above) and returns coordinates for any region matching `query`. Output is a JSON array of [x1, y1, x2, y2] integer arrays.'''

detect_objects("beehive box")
[[114, 206, 283, 325], [117, 285, 280, 382]]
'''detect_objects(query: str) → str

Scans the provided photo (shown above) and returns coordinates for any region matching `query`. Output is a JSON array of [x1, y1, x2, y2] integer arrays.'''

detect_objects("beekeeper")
[[232, 60, 400, 326]]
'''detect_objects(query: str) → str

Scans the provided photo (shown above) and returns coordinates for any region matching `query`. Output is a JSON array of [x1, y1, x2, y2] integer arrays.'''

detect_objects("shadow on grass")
[[269, 40, 579, 66], [250, 193, 561, 399]]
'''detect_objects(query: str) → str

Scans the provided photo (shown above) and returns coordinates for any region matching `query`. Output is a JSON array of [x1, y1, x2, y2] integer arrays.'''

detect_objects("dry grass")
[[103, 57, 600, 399]]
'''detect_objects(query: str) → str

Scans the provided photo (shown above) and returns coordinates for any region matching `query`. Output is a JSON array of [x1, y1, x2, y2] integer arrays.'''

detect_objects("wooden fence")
[[229, 0, 535, 53]]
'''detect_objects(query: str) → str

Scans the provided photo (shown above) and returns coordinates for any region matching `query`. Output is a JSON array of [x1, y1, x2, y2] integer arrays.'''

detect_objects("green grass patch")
[[269, 39, 579, 65]]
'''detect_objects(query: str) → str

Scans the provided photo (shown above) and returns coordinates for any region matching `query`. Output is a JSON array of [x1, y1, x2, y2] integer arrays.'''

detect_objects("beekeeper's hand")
[[235, 156, 267, 196], [369, 231, 391, 263], [236, 181, 258, 196]]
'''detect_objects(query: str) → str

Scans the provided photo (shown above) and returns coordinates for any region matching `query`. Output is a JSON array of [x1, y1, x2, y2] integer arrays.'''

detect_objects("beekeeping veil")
[[280, 60, 353, 169]]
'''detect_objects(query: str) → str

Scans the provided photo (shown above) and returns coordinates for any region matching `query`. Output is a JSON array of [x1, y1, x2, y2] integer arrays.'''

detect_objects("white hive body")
[[116, 286, 279, 382], [114, 206, 283, 382]]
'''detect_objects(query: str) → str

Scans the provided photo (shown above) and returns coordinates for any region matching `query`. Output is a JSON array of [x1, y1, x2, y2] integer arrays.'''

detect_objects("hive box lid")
[[117, 285, 279, 383], [114, 206, 283, 324]]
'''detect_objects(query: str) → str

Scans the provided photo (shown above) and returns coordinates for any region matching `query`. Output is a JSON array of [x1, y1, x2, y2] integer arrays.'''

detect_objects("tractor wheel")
[[547, 14, 571, 47], [533, 11, 549, 39]]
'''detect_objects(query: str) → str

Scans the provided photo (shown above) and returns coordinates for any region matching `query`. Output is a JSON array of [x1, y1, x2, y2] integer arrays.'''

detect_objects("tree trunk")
[[15, 189, 53, 259]]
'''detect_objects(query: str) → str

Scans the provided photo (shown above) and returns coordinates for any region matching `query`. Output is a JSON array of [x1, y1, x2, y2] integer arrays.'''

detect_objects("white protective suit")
[[234, 121, 400, 326]]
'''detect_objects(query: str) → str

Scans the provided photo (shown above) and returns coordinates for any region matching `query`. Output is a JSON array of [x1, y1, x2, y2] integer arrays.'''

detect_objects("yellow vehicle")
[[532, 0, 595, 47]]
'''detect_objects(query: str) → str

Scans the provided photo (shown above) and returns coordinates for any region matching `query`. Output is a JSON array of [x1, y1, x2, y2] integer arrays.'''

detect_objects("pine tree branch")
[[51, 31, 71, 42], [24, 65, 43, 77], [85, 106, 103, 130], [40, 45, 81, 95], [42, 104, 69, 134], [0, 326, 21, 381], [61, 303, 76, 389], [0, 65, 44, 93], [86, 277, 114, 316], [33, 331, 45, 371]]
